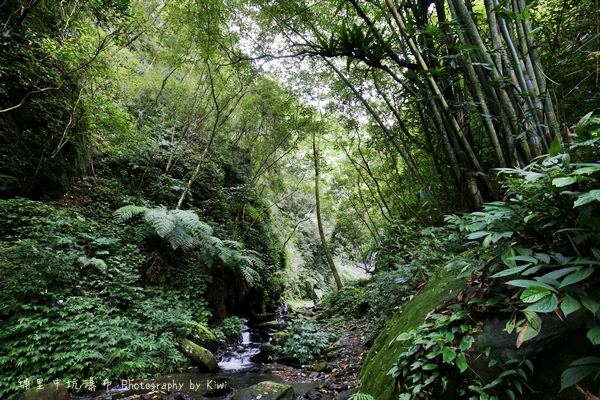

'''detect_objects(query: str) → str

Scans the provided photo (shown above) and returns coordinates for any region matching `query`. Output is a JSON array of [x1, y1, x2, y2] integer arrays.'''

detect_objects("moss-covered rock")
[[180, 339, 219, 372], [17, 383, 69, 400], [231, 381, 294, 400], [360, 266, 466, 400], [257, 320, 286, 332], [188, 322, 218, 353], [270, 331, 289, 346]]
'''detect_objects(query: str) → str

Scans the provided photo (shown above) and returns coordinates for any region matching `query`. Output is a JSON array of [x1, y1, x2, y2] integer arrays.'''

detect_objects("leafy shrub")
[[321, 225, 460, 337], [0, 199, 210, 398], [389, 305, 532, 400], [444, 134, 600, 392], [212, 316, 247, 343], [276, 320, 339, 364], [0, 298, 187, 399]]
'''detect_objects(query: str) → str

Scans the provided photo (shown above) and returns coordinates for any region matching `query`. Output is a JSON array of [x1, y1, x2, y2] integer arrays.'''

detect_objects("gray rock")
[[18, 383, 69, 400], [231, 381, 294, 400]]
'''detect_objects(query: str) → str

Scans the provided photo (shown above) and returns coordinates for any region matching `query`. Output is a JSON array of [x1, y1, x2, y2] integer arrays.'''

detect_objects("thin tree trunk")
[[313, 131, 343, 290]]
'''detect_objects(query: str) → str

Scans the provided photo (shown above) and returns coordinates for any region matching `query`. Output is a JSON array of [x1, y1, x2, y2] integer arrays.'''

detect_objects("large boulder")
[[359, 266, 467, 400], [256, 320, 286, 333], [270, 331, 289, 346], [231, 381, 294, 400], [180, 339, 219, 372], [18, 383, 69, 400], [187, 322, 218, 353], [359, 264, 595, 400]]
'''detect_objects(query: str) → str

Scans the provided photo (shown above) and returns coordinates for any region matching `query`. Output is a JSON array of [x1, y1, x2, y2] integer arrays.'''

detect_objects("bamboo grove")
[[239, 0, 576, 212]]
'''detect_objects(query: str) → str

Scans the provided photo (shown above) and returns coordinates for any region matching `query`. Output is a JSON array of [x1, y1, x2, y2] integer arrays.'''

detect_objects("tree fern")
[[114, 205, 149, 222], [114, 205, 263, 286], [349, 393, 375, 400]]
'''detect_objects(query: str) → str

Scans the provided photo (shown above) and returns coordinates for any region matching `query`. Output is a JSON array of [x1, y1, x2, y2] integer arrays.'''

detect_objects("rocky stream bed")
[[20, 310, 369, 400]]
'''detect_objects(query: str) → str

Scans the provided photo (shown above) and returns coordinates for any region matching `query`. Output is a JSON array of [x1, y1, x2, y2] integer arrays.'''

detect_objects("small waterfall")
[[218, 325, 265, 372]]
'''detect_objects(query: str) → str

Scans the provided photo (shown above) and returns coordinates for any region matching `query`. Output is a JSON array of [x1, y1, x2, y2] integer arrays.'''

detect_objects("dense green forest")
[[1, 0, 600, 399]]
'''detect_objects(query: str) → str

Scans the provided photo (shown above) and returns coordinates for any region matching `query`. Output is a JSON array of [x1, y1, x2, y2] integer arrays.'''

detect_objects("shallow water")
[[76, 323, 330, 400], [79, 370, 327, 400]]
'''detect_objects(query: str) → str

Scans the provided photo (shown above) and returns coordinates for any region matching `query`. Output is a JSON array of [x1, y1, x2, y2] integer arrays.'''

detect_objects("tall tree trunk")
[[313, 130, 343, 290]]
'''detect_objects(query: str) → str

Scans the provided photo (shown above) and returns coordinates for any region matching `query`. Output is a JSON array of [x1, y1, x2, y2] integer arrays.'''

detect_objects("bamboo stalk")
[[492, 0, 549, 152], [384, 0, 486, 177], [452, 0, 531, 165], [516, 0, 561, 142]]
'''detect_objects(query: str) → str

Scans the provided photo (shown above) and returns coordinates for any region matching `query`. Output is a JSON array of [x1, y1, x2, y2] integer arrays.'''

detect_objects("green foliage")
[[348, 393, 375, 400], [389, 306, 532, 400], [115, 205, 263, 286], [0, 297, 187, 399], [212, 316, 248, 344], [444, 123, 600, 393], [320, 224, 462, 338], [275, 320, 339, 364], [0, 198, 216, 398]]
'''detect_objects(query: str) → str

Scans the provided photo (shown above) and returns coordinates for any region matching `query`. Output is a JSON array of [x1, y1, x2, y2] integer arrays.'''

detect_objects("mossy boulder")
[[360, 266, 466, 400], [257, 320, 286, 332], [188, 322, 218, 353], [18, 383, 69, 400], [231, 381, 294, 400], [271, 331, 289, 346], [180, 339, 219, 372]]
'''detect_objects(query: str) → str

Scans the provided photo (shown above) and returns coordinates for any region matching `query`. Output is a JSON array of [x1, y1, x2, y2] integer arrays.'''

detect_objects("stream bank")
[[61, 312, 368, 400]]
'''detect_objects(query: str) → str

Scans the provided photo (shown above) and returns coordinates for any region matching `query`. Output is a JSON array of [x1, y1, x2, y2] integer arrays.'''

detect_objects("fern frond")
[[114, 205, 149, 222], [165, 224, 195, 250], [192, 221, 214, 236], [221, 240, 243, 250], [239, 265, 258, 286], [144, 206, 176, 239], [241, 249, 266, 269], [349, 393, 375, 400]]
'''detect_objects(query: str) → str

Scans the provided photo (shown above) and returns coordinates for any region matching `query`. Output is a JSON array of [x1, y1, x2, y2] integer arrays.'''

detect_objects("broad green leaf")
[[467, 231, 491, 240], [560, 365, 600, 392], [573, 166, 600, 175], [442, 347, 456, 363], [549, 134, 562, 156], [587, 327, 600, 345], [508, 255, 538, 263], [422, 364, 438, 370], [542, 267, 578, 280], [504, 312, 517, 334], [570, 357, 600, 366], [490, 264, 531, 278], [560, 295, 581, 317], [552, 176, 577, 187], [574, 190, 600, 207], [505, 279, 555, 291], [456, 352, 468, 373], [524, 294, 558, 313], [534, 253, 551, 264], [559, 268, 594, 288], [523, 311, 543, 331], [501, 247, 517, 269], [520, 286, 551, 303], [459, 335, 474, 351], [581, 297, 600, 314]]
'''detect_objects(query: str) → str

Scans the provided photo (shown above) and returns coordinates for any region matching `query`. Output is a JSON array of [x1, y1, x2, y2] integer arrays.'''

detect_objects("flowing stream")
[[82, 324, 329, 400]]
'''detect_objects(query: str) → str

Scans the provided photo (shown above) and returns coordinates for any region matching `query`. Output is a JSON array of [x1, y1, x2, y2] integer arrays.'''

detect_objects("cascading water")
[[218, 325, 264, 371]]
